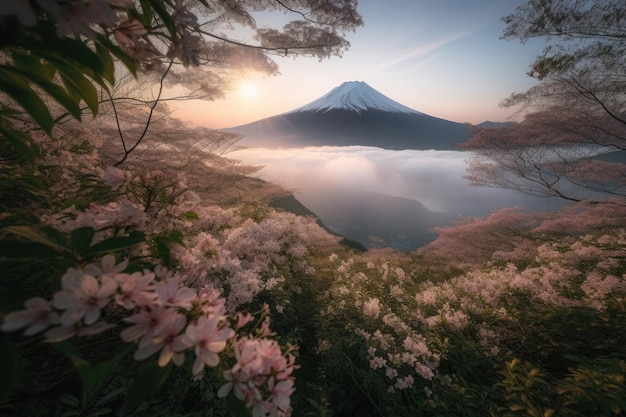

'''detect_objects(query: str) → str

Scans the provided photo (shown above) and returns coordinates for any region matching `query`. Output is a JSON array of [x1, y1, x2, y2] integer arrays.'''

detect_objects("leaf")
[[147, 0, 177, 37], [182, 210, 199, 220], [70, 227, 95, 252], [123, 363, 172, 411], [2, 60, 82, 120], [0, 69, 54, 133], [2, 225, 69, 252], [46, 38, 105, 77], [94, 42, 116, 85], [95, 35, 137, 76], [59, 71, 99, 116], [0, 122, 40, 163], [77, 345, 132, 404], [81, 231, 145, 258], [26, 48, 101, 115], [227, 393, 252, 417], [0, 339, 20, 403]]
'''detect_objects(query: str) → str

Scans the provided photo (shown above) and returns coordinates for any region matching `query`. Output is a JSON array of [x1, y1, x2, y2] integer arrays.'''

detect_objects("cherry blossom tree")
[[0, 0, 363, 163], [462, 0, 626, 201]]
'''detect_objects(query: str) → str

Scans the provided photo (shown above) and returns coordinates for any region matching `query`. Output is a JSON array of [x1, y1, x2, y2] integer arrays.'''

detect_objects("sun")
[[239, 80, 259, 99]]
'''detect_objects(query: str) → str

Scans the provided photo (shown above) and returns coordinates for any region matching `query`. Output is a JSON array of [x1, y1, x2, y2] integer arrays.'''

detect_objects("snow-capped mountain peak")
[[290, 81, 423, 115]]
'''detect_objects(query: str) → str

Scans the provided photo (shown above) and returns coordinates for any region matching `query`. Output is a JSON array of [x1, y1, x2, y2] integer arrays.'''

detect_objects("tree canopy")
[[0, 0, 363, 163], [463, 0, 626, 201]]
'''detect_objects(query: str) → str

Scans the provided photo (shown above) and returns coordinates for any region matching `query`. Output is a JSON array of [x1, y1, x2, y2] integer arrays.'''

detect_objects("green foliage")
[[123, 363, 172, 412]]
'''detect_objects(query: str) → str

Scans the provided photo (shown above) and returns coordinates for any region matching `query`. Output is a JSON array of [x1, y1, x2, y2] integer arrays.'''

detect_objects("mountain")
[[230, 81, 471, 150]]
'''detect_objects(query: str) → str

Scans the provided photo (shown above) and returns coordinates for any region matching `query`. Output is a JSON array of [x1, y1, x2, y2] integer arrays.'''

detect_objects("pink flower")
[[114, 271, 155, 309], [217, 369, 251, 401], [268, 376, 294, 412], [181, 315, 234, 376], [100, 167, 130, 190], [1, 297, 59, 335], [155, 277, 196, 309], [133, 311, 187, 367], [52, 272, 117, 326], [235, 312, 254, 330], [52, 0, 119, 38], [120, 306, 173, 346], [85, 254, 129, 278]]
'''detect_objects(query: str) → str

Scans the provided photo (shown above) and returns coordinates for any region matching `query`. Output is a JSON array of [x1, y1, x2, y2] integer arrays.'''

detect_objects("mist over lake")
[[230, 146, 565, 250]]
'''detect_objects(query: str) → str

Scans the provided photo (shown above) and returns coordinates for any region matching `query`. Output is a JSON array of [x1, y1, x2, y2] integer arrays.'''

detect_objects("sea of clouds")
[[230, 146, 565, 218]]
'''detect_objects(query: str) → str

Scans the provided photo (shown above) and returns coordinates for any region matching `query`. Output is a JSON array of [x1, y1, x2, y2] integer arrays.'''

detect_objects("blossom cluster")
[[318, 251, 440, 393], [218, 335, 298, 417], [1, 149, 340, 414], [1, 255, 233, 371]]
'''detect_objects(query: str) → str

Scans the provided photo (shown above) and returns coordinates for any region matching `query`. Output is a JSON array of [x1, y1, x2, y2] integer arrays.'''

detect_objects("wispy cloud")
[[362, 28, 476, 76]]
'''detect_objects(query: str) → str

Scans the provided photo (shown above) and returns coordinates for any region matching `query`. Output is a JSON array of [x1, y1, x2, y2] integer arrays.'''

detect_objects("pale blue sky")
[[174, 0, 547, 128]]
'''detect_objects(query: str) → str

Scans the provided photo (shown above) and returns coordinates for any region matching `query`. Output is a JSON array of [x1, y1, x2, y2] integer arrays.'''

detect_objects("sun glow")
[[239, 80, 259, 99]]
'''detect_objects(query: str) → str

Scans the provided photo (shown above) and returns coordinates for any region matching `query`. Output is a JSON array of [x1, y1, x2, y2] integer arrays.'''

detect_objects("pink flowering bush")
[[0, 126, 343, 416]]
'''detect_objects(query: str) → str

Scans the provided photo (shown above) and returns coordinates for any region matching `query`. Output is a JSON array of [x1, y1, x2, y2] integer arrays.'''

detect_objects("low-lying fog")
[[230, 146, 565, 250]]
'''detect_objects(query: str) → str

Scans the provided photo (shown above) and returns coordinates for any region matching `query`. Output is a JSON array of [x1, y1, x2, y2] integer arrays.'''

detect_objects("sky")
[[171, 0, 547, 129]]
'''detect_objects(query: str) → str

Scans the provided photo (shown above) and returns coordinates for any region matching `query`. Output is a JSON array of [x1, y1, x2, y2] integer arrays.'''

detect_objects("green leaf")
[[149, 234, 175, 265], [0, 122, 40, 163], [95, 35, 137, 76], [2, 225, 69, 252], [70, 227, 95, 252], [77, 344, 132, 403], [0, 339, 20, 403], [59, 71, 99, 116], [26, 49, 101, 115], [48, 38, 105, 76], [2, 59, 83, 121], [81, 231, 145, 258], [227, 393, 252, 417], [53, 341, 90, 370], [182, 210, 199, 220], [123, 363, 172, 411], [0, 69, 53, 133], [138, 0, 154, 27], [147, 0, 177, 37], [94, 42, 116, 85]]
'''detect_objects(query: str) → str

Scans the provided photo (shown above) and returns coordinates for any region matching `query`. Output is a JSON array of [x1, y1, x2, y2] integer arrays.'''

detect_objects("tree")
[[462, 0, 626, 201], [0, 0, 363, 162]]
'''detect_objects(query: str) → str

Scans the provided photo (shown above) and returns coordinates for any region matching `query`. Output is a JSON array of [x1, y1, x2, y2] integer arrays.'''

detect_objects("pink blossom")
[[218, 369, 254, 401], [120, 306, 174, 346], [154, 277, 196, 309], [100, 166, 130, 190], [181, 315, 234, 376], [85, 254, 129, 278], [115, 271, 156, 309], [133, 311, 187, 366], [1, 297, 59, 335], [52, 272, 117, 326], [52, 0, 119, 38], [363, 298, 381, 318]]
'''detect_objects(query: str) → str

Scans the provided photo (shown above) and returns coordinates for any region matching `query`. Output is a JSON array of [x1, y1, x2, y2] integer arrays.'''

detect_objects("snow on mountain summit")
[[290, 81, 423, 115]]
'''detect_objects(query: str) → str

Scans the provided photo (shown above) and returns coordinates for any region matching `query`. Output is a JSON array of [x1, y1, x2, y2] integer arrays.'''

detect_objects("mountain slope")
[[230, 81, 470, 150]]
